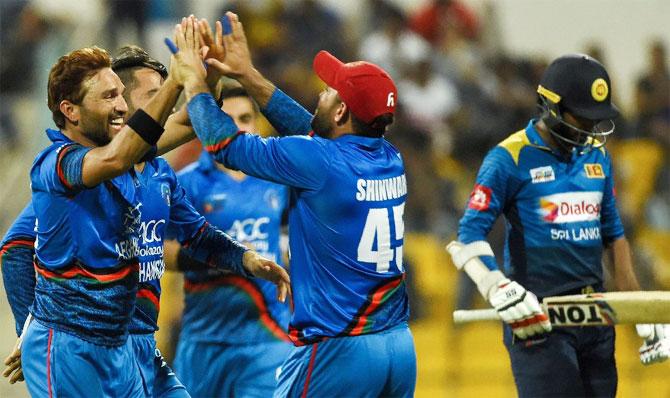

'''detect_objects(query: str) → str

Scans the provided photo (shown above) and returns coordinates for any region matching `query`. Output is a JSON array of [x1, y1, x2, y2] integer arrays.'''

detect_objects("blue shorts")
[[21, 319, 145, 397], [174, 339, 291, 397], [274, 323, 416, 398], [504, 324, 617, 397], [131, 333, 189, 398]]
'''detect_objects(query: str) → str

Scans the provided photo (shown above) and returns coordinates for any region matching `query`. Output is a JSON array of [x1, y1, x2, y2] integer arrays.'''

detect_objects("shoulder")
[[495, 129, 531, 166]]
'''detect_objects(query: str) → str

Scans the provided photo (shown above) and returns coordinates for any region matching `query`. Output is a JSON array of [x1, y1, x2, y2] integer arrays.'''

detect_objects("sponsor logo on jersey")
[[123, 203, 143, 234], [227, 217, 270, 242], [203, 193, 227, 214], [530, 166, 555, 184], [538, 191, 602, 223], [468, 184, 492, 211], [584, 163, 605, 179]]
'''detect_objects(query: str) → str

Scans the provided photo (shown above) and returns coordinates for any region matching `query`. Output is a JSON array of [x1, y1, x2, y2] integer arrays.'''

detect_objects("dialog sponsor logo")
[[538, 191, 602, 223]]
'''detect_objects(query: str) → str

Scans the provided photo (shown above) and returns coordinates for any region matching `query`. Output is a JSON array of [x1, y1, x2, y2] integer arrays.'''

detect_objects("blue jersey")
[[176, 152, 291, 344], [187, 91, 410, 345], [1, 203, 37, 335], [458, 120, 625, 298], [30, 129, 247, 346]]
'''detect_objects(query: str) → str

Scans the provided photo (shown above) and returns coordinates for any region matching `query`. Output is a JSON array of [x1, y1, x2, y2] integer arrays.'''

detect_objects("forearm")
[[237, 67, 276, 108], [608, 237, 640, 291], [156, 108, 196, 156], [180, 222, 250, 276], [187, 92, 241, 157], [1, 243, 36, 336], [262, 88, 314, 136]]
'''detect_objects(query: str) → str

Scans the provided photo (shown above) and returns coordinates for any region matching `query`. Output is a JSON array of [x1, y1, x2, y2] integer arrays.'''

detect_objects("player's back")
[[288, 134, 409, 344]]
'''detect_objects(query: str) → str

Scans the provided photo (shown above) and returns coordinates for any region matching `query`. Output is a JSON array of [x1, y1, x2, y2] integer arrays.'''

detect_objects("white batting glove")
[[488, 278, 552, 340], [636, 324, 670, 365]]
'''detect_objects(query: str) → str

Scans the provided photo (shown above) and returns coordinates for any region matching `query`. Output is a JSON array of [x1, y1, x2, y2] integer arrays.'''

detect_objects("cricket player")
[[169, 15, 415, 397], [1, 47, 191, 395], [449, 54, 670, 397], [164, 86, 292, 397], [18, 44, 289, 397]]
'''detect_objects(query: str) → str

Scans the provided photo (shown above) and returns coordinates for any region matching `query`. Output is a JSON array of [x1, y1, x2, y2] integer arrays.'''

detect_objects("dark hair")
[[111, 45, 167, 96], [112, 45, 167, 78], [217, 86, 259, 113], [351, 113, 394, 138], [47, 46, 111, 128]]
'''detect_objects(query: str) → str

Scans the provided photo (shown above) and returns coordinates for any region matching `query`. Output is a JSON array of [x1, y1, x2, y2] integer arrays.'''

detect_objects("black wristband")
[[127, 109, 164, 146]]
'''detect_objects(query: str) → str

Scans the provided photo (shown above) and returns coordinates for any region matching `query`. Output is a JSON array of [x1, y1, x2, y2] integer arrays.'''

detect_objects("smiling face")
[[76, 68, 128, 146]]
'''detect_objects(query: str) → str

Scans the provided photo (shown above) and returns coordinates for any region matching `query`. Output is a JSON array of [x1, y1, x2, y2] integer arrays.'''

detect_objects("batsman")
[[448, 54, 670, 397]]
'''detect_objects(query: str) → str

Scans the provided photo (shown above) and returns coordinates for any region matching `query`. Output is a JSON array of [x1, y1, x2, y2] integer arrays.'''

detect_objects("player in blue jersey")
[[169, 15, 415, 397], [19, 42, 290, 398], [163, 86, 292, 397], [448, 54, 670, 397]]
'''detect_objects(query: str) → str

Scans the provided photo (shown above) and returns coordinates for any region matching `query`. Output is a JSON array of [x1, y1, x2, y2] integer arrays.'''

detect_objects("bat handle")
[[453, 309, 500, 323]]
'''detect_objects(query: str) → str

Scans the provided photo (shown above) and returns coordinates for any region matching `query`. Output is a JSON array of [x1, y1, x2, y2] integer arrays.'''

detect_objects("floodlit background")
[[1, 0, 669, 396]]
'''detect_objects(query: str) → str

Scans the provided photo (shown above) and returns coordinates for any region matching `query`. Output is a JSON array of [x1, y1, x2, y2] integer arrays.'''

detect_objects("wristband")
[[127, 109, 164, 146]]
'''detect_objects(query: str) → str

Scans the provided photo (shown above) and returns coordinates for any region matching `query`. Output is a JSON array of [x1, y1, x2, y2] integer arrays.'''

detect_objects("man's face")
[[77, 68, 127, 146], [311, 86, 341, 138], [221, 96, 257, 132], [126, 68, 164, 117]]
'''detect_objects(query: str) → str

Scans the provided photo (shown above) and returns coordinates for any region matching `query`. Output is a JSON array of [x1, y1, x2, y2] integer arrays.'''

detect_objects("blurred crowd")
[[1, 0, 669, 297]]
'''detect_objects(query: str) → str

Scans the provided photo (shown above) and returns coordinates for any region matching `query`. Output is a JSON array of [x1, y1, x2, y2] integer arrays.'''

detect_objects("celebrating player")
[[448, 54, 670, 397], [15, 43, 289, 397], [169, 14, 415, 397], [163, 86, 292, 397]]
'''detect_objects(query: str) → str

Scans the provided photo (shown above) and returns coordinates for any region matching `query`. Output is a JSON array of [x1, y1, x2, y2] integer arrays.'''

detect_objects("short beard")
[[79, 115, 112, 146], [311, 111, 334, 138]]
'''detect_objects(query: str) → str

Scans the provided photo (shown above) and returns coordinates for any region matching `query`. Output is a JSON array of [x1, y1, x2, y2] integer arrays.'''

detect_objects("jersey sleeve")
[[600, 154, 625, 244], [262, 88, 313, 136], [1, 205, 37, 336], [165, 168, 250, 276], [33, 143, 92, 194], [187, 93, 329, 190], [457, 147, 519, 270]]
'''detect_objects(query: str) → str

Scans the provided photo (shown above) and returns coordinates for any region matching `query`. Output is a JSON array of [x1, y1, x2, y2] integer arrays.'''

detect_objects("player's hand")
[[636, 324, 670, 365], [488, 279, 552, 339], [242, 251, 291, 303], [205, 12, 254, 80], [198, 18, 226, 89], [2, 337, 24, 384], [169, 16, 207, 89]]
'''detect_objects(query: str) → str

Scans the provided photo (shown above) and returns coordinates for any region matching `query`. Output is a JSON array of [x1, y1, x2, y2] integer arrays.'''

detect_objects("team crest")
[[160, 183, 171, 206], [584, 164, 605, 179], [591, 78, 608, 102], [264, 189, 281, 210]]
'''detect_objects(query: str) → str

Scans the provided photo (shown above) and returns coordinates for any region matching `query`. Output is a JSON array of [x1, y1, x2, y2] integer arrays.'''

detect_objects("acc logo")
[[529, 166, 555, 184], [468, 184, 492, 211], [139, 219, 166, 244], [591, 78, 608, 102], [584, 163, 605, 179]]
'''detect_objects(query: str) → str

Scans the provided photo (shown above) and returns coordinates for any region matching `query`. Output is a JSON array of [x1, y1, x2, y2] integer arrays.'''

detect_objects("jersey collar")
[[45, 128, 72, 144], [334, 134, 383, 149], [524, 119, 552, 149]]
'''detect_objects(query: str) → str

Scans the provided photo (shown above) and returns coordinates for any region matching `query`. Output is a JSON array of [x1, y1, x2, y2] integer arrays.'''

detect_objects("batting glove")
[[636, 324, 670, 365], [488, 278, 552, 340]]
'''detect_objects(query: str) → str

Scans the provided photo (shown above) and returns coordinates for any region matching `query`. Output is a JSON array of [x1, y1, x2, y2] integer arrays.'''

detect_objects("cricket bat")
[[453, 291, 670, 326]]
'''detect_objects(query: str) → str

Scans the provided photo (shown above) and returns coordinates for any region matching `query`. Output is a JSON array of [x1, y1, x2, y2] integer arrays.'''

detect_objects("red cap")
[[313, 50, 397, 124]]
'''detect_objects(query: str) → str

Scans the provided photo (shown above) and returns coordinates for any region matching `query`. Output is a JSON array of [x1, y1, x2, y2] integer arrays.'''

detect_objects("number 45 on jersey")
[[357, 204, 405, 273]]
